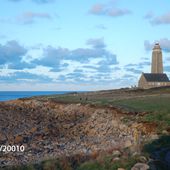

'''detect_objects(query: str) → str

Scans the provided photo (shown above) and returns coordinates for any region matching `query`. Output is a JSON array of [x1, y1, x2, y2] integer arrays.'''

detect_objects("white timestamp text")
[[0, 145, 25, 152]]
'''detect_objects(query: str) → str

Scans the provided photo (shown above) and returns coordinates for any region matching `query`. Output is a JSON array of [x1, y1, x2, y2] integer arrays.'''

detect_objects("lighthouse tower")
[[138, 42, 170, 89], [151, 43, 163, 73]]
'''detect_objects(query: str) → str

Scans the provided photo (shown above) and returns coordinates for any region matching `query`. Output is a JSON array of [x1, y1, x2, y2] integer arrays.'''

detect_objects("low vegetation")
[[1, 152, 139, 170], [111, 95, 170, 131]]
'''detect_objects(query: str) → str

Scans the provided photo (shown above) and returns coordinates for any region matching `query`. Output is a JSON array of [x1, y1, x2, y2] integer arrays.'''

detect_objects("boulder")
[[0, 133, 6, 144], [124, 140, 132, 148], [119, 124, 127, 130], [138, 156, 147, 163], [30, 127, 37, 134], [162, 130, 169, 135], [14, 135, 23, 143], [131, 163, 149, 170], [112, 150, 121, 157], [150, 134, 159, 140], [112, 120, 119, 127], [112, 157, 120, 161]]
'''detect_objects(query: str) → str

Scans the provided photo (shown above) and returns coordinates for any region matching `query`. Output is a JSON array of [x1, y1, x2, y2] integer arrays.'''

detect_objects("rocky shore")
[[0, 98, 157, 168]]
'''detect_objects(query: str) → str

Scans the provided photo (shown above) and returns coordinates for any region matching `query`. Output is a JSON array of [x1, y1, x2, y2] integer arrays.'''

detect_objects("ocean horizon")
[[0, 91, 80, 101]]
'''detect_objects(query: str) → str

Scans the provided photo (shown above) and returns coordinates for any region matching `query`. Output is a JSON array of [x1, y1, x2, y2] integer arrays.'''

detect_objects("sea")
[[0, 91, 77, 101]]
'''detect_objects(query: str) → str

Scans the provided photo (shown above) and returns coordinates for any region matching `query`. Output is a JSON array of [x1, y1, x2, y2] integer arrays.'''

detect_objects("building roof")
[[143, 73, 169, 82]]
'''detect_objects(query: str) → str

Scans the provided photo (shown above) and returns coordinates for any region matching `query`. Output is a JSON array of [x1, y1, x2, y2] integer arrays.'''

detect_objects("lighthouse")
[[151, 43, 163, 74], [138, 43, 170, 89]]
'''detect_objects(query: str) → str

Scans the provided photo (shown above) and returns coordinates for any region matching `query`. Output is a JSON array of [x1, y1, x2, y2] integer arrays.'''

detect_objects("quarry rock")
[[124, 140, 132, 148], [0, 99, 149, 166], [131, 163, 149, 170]]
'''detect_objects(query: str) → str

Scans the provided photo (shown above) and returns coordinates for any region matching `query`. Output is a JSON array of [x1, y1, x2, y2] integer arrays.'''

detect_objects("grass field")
[[111, 95, 170, 130]]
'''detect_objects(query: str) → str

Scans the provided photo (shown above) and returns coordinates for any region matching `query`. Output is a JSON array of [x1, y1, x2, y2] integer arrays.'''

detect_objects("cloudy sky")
[[0, 0, 170, 91]]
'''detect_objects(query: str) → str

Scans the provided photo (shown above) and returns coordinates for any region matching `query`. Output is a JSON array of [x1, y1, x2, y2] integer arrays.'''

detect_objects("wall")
[[138, 75, 170, 89]]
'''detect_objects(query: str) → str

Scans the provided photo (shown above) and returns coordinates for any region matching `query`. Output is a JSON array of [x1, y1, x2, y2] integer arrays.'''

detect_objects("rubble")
[[0, 99, 154, 166]]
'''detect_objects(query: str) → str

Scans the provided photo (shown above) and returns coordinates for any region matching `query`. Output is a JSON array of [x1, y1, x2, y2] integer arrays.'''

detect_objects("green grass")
[[110, 95, 170, 130], [76, 156, 137, 170], [77, 161, 102, 170], [111, 96, 170, 112]]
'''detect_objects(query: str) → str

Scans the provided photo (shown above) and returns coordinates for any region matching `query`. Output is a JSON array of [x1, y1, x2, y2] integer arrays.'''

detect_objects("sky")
[[0, 0, 170, 91]]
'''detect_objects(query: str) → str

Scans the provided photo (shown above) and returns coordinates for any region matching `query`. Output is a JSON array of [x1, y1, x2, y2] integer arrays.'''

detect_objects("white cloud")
[[17, 11, 52, 24], [150, 12, 170, 25], [89, 2, 131, 17]]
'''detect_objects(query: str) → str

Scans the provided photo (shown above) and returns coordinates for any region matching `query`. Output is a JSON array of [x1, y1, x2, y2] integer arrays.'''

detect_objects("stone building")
[[138, 43, 170, 89]]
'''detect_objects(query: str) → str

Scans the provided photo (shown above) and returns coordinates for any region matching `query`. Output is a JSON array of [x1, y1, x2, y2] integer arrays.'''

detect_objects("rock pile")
[[0, 99, 153, 166]]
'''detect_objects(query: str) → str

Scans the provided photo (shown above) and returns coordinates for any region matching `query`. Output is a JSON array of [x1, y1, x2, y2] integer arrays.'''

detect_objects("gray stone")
[[150, 134, 159, 140], [139, 156, 147, 163], [162, 130, 169, 135], [112, 150, 121, 157], [112, 157, 120, 161], [131, 163, 149, 170]]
